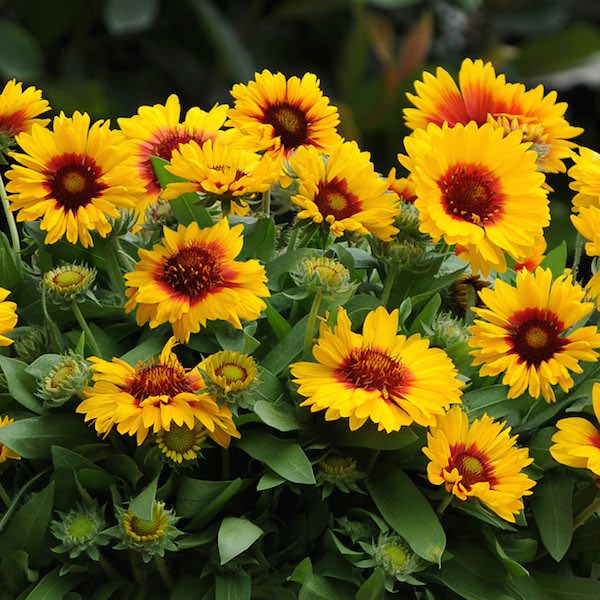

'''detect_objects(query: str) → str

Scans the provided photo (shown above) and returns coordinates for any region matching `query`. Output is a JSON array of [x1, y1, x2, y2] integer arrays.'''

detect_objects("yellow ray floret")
[[0, 287, 17, 347], [0, 79, 50, 138]]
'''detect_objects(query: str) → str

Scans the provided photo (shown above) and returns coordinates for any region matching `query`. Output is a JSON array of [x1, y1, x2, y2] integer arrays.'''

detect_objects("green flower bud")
[[51, 503, 111, 560], [292, 256, 356, 301], [13, 326, 50, 363], [317, 454, 364, 497], [448, 274, 491, 318], [144, 198, 177, 230], [37, 352, 90, 408], [427, 312, 469, 348], [43, 263, 96, 306], [155, 422, 208, 465], [373, 533, 423, 583]]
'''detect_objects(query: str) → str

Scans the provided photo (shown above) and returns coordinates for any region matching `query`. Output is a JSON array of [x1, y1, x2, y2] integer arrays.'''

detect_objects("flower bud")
[[37, 352, 90, 408], [373, 533, 423, 583], [291, 256, 355, 301], [43, 263, 96, 305], [13, 326, 49, 363]]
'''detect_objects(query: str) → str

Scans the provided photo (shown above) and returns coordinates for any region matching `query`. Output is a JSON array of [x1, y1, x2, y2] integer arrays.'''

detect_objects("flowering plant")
[[0, 61, 599, 599]]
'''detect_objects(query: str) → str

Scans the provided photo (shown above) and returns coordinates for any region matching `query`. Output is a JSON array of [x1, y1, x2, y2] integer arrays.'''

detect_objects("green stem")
[[573, 494, 600, 529], [297, 226, 316, 249], [0, 483, 10, 509], [154, 555, 173, 591], [286, 225, 299, 253], [98, 553, 123, 581], [0, 469, 50, 533], [261, 188, 271, 216], [0, 172, 20, 255], [303, 288, 323, 356], [436, 494, 453, 516], [380, 262, 398, 307], [572, 232, 584, 281], [71, 301, 102, 357], [365, 450, 380, 475]]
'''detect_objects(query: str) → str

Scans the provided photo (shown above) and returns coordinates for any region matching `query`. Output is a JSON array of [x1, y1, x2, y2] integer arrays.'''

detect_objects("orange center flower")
[[439, 163, 504, 226], [449, 445, 497, 488], [128, 363, 193, 403], [263, 103, 308, 148], [316, 178, 361, 221], [508, 308, 567, 366], [161, 246, 223, 300]]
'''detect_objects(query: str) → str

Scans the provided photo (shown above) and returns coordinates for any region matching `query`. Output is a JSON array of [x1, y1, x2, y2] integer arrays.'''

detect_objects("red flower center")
[[508, 307, 568, 366], [161, 245, 223, 299], [439, 163, 504, 226], [315, 178, 361, 221], [128, 363, 193, 402], [153, 131, 198, 161], [263, 102, 308, 149], [449, 444, 496, 487], [338, 347, 412, 400], [46, 153, 106, 212]]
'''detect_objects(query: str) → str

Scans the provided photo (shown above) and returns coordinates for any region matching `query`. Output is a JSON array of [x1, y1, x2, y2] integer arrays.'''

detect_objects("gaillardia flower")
[[570, 147, 600, 212], [423, 406, 535, 522], [0, 79, 50, 141], [77, 337, 240, 446], [290, 141, 400, 240], [118, 94, 228, 203], [290, 306, 462, 432], [0, 288, 17, 346], [162, 136, 280, 203], [550, 382, 600, 476], [404, 58, 581, 173], [399, 121, 549, 275], [125, 219, 269, 341], [43, 263, 96, 305], [6, 112, 145, 247], [200, 350, 257, 396], [469, 268, 600, 402], [0, 416, 20, 463], [155, 422, 208, 464], [228, 70, 341, 157]]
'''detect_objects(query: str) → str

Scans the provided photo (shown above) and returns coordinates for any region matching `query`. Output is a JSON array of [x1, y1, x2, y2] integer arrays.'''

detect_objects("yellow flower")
[[0, 79, 50, 138], [399, 121, 549, 275], [162, 135, 280, 202], [290, 306, 462, 432], [155, 422, 208, 463], [118, 94, 228, 204], [404, 58, 582, 173], [125, 219, 269, 342], [0, 416, 20, 463], [571, 204, 600, 257], [290, 141, 400, 240], [228, 70, 341, 157], [550, 382, 600, 475], [469, 268, 600, 402], [423, 406, 535, 522], [5, 112, 146, 247], [570, 147, 600, 211], [200, 350, 257, 395], [77, 337, 240, 446], [0, 288, 17, 346]]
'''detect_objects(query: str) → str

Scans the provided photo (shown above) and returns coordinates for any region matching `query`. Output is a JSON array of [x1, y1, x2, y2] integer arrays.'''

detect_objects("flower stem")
[[297, 226, 316, 249], [573, 494, 600, 530], [303, 288, 323, 356], [262, 188, 271, 216], [71, 301, 102, 357], [572, 233, 584, 281], [436, 494, 453, 515], [380, 262, 398, 307], [0, 172, 20, 255], [154, 555, 173, 591], [0, 483, 11, 509], [286, 225, 299, 253]]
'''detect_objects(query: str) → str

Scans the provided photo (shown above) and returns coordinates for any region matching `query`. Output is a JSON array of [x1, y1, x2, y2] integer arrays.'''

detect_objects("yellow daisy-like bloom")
[[155, 422, 208, 463], [0, 416, 20, 463], [570, 147, 600, 211], [571, 204, 600, 257], [423, 406, 535, 522], [161, 136, 280, 202], [290, 306, 462, 433], [289, 141, 400, 240], [76, 337, 240, 446], [399, 121, 549, 275], [117, 94, 228, 203], [5, 112, 145, 247], [550, 382, 600, 475], [125, 219, 269, 342], [405, 58, 582, 173], [469, 267, 600, 402], [0, 288, 17, 346], [228, 70, 341, 157], [0, 79, 50, 139], [200, 350, 257, 395]]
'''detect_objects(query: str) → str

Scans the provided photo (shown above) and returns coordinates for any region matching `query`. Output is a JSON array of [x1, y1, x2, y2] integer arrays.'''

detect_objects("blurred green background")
[[2, 0, 600, 252]]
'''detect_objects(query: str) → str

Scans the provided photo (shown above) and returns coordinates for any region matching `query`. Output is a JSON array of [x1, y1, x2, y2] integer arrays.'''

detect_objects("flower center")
[[449, 445, 497, 488], [338, 347, 412, 400], [263, 102, 308, 149], [315, 178, 361, 221], [124, 504, 168, 542], [508, 307, 568, 366], [380, 543, 408, 569], [54, 271, 85, 287], [47, 153, 106, 212], [153, 130, 198, 161], [161, 246, 223, 299], [439, 163, 504, 226], [128, 363, 193, 402], [67, 514, 98, 542], [162, 423, 202, 453], [217, 363, 246, 383]]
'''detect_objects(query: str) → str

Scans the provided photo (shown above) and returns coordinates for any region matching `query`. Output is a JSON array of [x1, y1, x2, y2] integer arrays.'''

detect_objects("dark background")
[[3, 0, 600, 249]]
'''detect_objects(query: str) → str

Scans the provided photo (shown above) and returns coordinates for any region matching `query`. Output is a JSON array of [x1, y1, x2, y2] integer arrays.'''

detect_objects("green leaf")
[[129, 475, 159, 521], [240, 217, 276, 262], [104, 0, 159, 34], [0, 231, 23, 289], [299, 574, 345, 600], [531, 470, 573, 561], [367, 463, 445, 563], [51, 446, 103, 473], [266, 248, 319, 291], [0, 415, 95, 459], [120, 336, 165, 366], [253, 400, 302, 432], [0, 356, 44, 414], [215, 570, 251, 600], [25, 354, 62, 379], [265, 300, 292, 341], [409, 293, 441, 334], [325, 419, 419, 450], [532, 571, 600, 599], [236, 430, 315, 484], [150, 156, 213, 228], [256, 471, 285, 491], [0, 18, 42, 79], [0, 482, 54, 563], [540, 241, 567, 278], [0, 550, 38, 591], [356, 568, 386, 600], [506, 575, 550, 600], [23, 568, 84, 600], [262, 315, 309, 375], [218, 517, 263, 564]]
